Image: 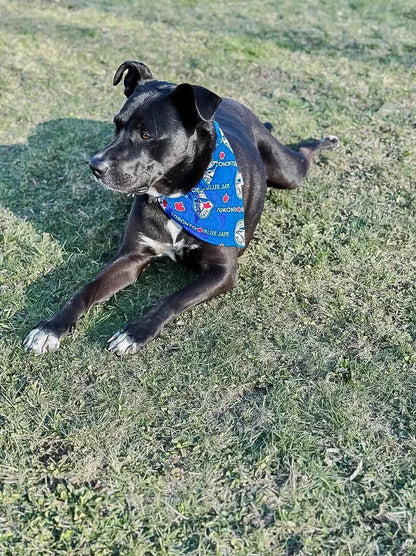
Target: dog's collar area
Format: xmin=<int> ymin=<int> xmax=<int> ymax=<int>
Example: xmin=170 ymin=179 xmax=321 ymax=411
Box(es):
xmin=156 ymin=122 xmax=245 ymax=248
xmin=147 ymin=186 xmax=183 ymax=199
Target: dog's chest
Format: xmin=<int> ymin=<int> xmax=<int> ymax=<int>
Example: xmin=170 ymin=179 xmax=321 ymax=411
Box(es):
xmin=138 ymin=218 xmax=197 ymax=261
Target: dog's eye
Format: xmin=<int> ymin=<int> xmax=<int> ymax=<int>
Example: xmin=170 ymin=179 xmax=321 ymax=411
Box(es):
xmin=141 ymin=132 xmax=151 ymax=140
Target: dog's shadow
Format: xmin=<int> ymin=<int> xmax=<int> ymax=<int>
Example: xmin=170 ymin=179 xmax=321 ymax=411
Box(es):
xmin=1 ymin=118 xmax=192 ymax=347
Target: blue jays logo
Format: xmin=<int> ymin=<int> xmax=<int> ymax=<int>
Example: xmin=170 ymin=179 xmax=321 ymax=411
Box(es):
xmin=234 ymin=219 xmax=245 ymax=247
xmin=193 ymin=188 xmax=214 ymax=219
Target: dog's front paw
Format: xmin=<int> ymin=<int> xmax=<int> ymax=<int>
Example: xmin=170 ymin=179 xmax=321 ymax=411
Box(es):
xmin=320 ymin=135 xmax=340 ymax=150
xmin=23 ymin=326 xmax=61 ymax=355
xmin=107 ymin=331 xmax=141 ymax=355
xmin=107 ymin=322 xmax=157 ymax=355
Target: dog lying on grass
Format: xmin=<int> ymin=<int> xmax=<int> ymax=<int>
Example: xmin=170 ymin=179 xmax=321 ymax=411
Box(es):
xmin=24 ymin=60 xmax=338 ymax=355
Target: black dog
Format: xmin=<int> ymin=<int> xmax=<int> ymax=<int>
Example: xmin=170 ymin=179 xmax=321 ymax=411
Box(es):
xmin=24 ymin=60 xmax=338 ymax=355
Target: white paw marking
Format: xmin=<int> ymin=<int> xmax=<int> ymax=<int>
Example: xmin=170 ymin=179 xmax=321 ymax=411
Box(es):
xmin=107 ymin=331 xmax=139 ymax=355
xmin=23 ymin=327 xmax=60 ymax=356
xmin=323 ymin=135 xmax=340 ymax=148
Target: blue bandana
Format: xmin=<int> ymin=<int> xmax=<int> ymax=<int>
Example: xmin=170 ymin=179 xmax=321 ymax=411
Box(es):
xmin=158 ymin=121 xmax=245 ymax=248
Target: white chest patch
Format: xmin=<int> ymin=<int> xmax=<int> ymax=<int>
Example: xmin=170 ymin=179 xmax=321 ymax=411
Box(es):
xmin=166 ymin=218 xmax=183 ymax=244
xmin=139 ymin=219 xmax=187 ymax=261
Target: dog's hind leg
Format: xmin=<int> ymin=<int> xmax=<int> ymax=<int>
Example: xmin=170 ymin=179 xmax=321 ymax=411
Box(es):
xmin=256 ymin=125 xmax=339 ymax=189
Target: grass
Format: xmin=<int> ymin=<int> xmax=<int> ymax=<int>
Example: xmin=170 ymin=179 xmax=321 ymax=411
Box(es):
xmin=0 ymin=0 xmax=415 ymax=553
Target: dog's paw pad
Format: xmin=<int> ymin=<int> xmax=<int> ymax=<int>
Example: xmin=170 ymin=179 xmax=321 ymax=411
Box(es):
xmin=107 ymin=331 xmax=139 ymax=355
xmin=23 ymin=327 xmax=60 ymax=355
xmin=321 ymin=135 xmax=340 ymax=150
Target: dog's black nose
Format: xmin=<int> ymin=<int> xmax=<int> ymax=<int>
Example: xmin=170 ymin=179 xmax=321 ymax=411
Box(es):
xmin=89 ymin=156 xmax=109 ymax=177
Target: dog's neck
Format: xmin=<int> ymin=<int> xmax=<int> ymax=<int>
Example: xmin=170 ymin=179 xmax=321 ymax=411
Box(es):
xmin=159 ymin=121 xmax=217 ymax=196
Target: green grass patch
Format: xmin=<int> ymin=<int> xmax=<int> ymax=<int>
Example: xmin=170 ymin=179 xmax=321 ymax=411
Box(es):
xmin=1 ymin=0 xmax=415 ymax=554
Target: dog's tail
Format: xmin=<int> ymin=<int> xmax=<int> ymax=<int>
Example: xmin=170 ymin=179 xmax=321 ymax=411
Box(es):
xmin=263 ymin=122 xmax=273 ymax=132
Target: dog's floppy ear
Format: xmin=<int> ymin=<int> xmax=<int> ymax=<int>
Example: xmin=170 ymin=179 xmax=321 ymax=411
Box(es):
xmin=170 ymin=83 xmax=222 ymax=129
xmin=113 ymin=61 xmax=153 ymax=98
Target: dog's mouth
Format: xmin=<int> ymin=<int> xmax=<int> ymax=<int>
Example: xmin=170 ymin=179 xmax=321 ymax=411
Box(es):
xmin=105 ymin=182 xmax=149 ymax=196
xmin=91 ymin=172 xmax=149 ymax=196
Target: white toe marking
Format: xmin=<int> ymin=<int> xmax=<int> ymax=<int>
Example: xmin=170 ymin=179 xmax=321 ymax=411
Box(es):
xmin=107 ymin=331 xmax=138 ymax=355
xmin=23 ymin=327 xmax=41 ymax=346
xmin=107 ymin=331 xmax=121 ymax=343
xmin=324 ymin=135 xmax=340 ymax=146
xmin=24 ymin=328 xmax=60 ymax=355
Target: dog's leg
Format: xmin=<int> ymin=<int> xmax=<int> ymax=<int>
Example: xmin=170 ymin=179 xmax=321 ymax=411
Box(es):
xmin=23 ymin=250 xmax=152 ymax=355
xmin=108 ymin=257 xmax=237 ymax=355
xmin=257 ymin=126 xmax=339 ymax=189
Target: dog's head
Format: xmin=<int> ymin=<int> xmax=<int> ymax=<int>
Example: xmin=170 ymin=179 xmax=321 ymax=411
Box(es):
xmin=89 ymin=61 xmax=222 ymax=196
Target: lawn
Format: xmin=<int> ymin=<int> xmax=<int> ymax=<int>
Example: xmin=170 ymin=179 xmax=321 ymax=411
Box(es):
xmin=0 ymin=0 xmax=415 ymax=554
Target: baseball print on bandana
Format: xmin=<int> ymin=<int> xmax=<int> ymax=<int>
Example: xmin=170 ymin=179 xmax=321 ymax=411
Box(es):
xmin=158 ymin=121 xmax=245 ymax=248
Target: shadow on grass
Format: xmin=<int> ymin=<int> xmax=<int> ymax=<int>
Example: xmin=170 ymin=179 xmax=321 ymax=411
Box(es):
xmin=0 ymin=118 xmax=193 ymax=346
